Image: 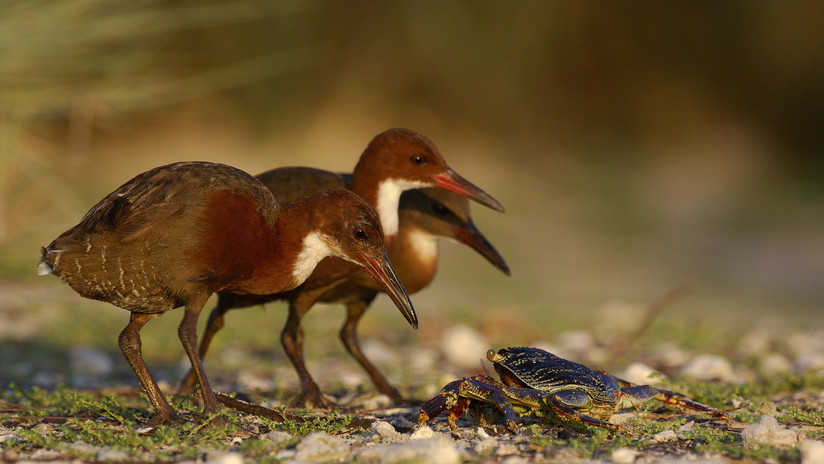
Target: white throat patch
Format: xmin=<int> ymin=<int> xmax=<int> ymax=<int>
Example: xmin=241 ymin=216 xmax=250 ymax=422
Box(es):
xmin=292 ymin=232 xmax=332 ymax=283
xmin=407 ymin=229 xmax=439 ymax=263
xmin=376 ymin=179 xmax=428 ymax=238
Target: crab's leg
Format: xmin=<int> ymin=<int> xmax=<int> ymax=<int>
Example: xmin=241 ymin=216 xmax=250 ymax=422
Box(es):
xmin=419 ymin=378 xmax=468 ymax=428
xmin=419 ymin=375 xmax=508 ymax=429
xmin=609 ymin=374 xmax=728 ymax=419
xmin=651 ymin=387 xmax=729 ymax=419
xmin=475 ymin=382 xmax=521 ymax=432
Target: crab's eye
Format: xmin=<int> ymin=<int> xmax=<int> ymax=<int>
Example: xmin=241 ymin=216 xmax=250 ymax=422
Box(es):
xmin=410 ymin=153 xmax=428 ymax=165
xmin=354 ymin=227 xmax=368 ymax=241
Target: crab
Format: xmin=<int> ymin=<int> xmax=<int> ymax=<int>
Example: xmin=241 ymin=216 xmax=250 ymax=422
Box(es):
xmin=419 ymin=347 xmax=729 ymax=432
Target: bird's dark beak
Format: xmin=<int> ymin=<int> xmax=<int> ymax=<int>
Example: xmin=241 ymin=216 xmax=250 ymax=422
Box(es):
xmin=363 ymin=251 xmax=418 ymax=329
xmin=454 ymin=221 xmax=511 ymax=275
xmin=433 ymin=168 xmax=505 ymax=213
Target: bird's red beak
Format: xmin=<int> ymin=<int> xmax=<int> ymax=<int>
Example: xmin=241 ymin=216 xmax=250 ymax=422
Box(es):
xmin=433 ymin=168 xmax=505 ymax=213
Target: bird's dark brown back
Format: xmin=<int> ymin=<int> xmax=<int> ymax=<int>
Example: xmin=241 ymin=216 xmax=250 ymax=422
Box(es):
xmin=255 ymin=167 xmax=347 ymax=206
xmin=39 ymin=162 xmax=280 ymax=313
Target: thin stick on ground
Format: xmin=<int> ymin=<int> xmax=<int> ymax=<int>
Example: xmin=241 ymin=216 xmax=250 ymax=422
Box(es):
xmin=607 ymin=281 xmax=695 ymax=365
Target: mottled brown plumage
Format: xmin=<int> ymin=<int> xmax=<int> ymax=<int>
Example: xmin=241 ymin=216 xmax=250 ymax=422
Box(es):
xmin=38 ymin=161 xmax=414 ymax=426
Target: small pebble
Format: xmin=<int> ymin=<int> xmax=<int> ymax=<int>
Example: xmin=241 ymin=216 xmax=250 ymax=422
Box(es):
xmin=759 ymin=353 xmax=792 ymax=376
xmin=372 ymin=421 xmax=399 ymax=439
xmin=676 ymin=421 xmax=695 ymax=439
xmin=651 ymin=430 xmax=678 ymax=443
xmin=95 ymin=448 xmax=130 ymax=461
xmin=236 ymin=371 xmax=276 ymax=393
xmin=800 ymin=439 xmax=824 ymax=464
xmin=557 ymin=330 xmax=605 ymax=364
xmin=266 ymin=430 xmax=292 ymax=444
xmin=622 ymin=362 xmax=664 ymax=385
xmin=681 ymin=354 xmax=735 ymax=382
xmin=501 ymin=456 xmax=528 ymax=464
xmin=787 ymin=332 xmax=824 ymax=358
xmin=441 ymin=325 xmax=488 ymax=368
xmin=493 ymin=442 xmax=520 ymax=456
xmin=651 ymin=343 xmax=692 ymax=370
xmin=611 ymin=447 xmax=640 ymax=464
xmin=741 ymin=415 xmax=803 ymax=448
xmin=795 ymin=352 xmax=824 ymax=375
xmin=474 ymin=437 xmax=498 ymax=454
xmin=410 ymin=425 xmax=437 ymax=440
xmin=205 ymin=452 xmax=244 ymax=464
xmin=361 ymin=339 xmax=400 ymax=366
xmin=2 ymin=449 xmax=19 ymax=462
xmin=355 ymin=438 xmax=460 ymax=464
xmin=608 ymin=412 xmax=637 ymax=425
xmin=293 ymin=432 xmax=351 ymax=462
xmin=737 ymin=330 xmax=772 ymax=356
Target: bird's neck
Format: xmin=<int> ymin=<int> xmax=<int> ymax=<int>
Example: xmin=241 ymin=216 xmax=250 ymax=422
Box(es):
xmin=349 ymin=174 xmax=426 ymax=245
xmin=242 ymin=203 xmax=334 ymax=295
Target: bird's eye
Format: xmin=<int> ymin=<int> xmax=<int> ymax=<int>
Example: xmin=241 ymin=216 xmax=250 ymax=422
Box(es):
xmin=432 ymin=203 xmax=447 ymax=215
xmin=354 ymin=227 xmax=367 ymax=241
xmin=410 ymin=153 xmax=427 ymax=165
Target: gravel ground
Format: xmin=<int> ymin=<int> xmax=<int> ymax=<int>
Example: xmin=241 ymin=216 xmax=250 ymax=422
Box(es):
xmin=2 ymin=282 xmax=824 ymax=463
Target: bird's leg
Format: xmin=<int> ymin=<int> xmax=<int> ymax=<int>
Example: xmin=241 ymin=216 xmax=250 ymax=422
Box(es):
xmin=177 ymin=301 xmax=229 ymax=396
xmin=119 ymin=312 xmax=182 ymax=426
xmin=281 ymin=297 xmax=334 ymax=409
xmin=178 ymin=293 xmax=230 ymax=427
xmin=340 ymin=297 xmax=405 ymax=403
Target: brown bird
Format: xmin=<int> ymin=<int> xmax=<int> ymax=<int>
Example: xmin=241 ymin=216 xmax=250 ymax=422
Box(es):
xmin=178 ymin=129 xmax=504 ymax=407
xmin=37 ymin=161 xmax=414 ymax=426
xmin=313 ymin=186 xmax=511 ymax=401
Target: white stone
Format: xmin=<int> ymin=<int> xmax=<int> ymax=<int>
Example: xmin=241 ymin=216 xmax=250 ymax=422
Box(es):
xmin=293 ymin=432 xmax=351 ymax=462
xmin=474 ymin=437 xmax=498 ymax=454
xmin=787 ymin=332 xmax=824 ymax=358
xmin=676 ymin=421 xmax=695 ymax=439
xmin=372 ymin=421 xmax=399 ymax=439
xmin=652 ymin=343 xmax=693 ymax=369
xmin=95 ymin=448 xmax=131 ymax=461
xmin=557 ymin=330 xmax=604 ymax=363
xmin=759 ymin=353 xmax=793 ymax=376
xmin=741 ymin=415 xmax=803 ymax=448
xmin=651 ymin=430 xmax=678 ymax=443
xmin=361 ymin=339 xmax=400 ymax=366
xmin=408 ymin=347 xmax=440 ymax=375
xmin=795 ymin=352 xmax=824 ymax=374
xmin=611 ymin=447 xmax=640 ymax=464
xmin=205 ymin=452 xmax=244 ymax=464
xmin=410 ymin=425 xmax=437 ymax=440
xmin=621 ymin=362 xmax=664 ymax=385
xmin=441 ymin=325 xmax=488 ymax=368
xmin=236 ymin=370 xmax=276 ymax=393
xmin=266 ymin=430 xmax=292 ymax=444
xmin=801 ymin=439 xmax=824 ymax=464
xmin=737 ymin=331 xmax=772 ymax=356
xmin=493 ymin=443 xmax=520 ymax=456
xmin=608 ymin=412 xmax=637 ymax=425
xmin=681 ymin=354 xmax=735 ymax=382
xmin=500 ymin=456 xmax=528 ymax=464
xmin=355 ymin=438 xmax=460 ymax=464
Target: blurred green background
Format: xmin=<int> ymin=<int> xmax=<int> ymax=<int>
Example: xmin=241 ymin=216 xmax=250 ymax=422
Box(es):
xmin=1 ymin=1 xmax=823 ymax=383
